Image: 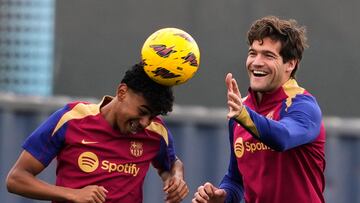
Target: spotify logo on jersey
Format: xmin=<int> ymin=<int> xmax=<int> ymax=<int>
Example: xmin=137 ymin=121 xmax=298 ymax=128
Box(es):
xmin=78 ymin=151 xmax=99 ymax=173
xmin=234 ymin=137 xmax=244 ymax=158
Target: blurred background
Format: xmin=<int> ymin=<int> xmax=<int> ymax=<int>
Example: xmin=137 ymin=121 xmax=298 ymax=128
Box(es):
xmin=1 ymin=0 xmax=359 ymax=202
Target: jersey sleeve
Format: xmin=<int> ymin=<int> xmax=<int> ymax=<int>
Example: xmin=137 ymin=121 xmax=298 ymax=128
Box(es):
xmin=150 ymin=118 xmax=176 ymax=171
xmin=219 ymin=119 xmax=244 ymax=203
xmin=235 ymin=94 xmax=322 ymax=151
xmin=22 ymin=105 xmax=69 ymax=166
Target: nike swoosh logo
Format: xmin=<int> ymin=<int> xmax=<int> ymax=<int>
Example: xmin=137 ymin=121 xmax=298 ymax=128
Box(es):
xmin=81 ymin=139 xmax=98 ymax=144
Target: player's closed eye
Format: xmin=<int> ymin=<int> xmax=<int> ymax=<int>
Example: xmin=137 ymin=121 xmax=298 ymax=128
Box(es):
xmin=138 ymin=108 xmax=151 ymax=117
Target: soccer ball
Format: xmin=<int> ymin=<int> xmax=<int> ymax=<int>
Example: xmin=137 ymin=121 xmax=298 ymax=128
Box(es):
xmin=141 ymin=28 xmax=200 ymax=86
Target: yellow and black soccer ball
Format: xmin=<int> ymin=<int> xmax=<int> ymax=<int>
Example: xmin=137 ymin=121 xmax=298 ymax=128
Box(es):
xmin=141 ymin=28 xmax=200 ymax=86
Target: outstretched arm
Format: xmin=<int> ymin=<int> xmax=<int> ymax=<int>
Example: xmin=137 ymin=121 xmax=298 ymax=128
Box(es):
xmin=6 ymin=150 xmax=108 ymax=203
xmin=226 ymin=73 xmax=323 ymax=151
xmin=158 ymin=158 xmax=189 ymax=203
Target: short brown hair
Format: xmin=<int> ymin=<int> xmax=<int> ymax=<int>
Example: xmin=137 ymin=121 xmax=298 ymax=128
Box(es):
xmin=247 ymin=16 xmax=308 ymax=77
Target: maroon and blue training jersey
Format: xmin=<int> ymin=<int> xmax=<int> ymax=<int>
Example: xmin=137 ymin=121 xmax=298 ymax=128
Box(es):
xmin=220 ymin=79 xmax=326 ymax=203
xmin=22 ymin=96 xmax=177 ymax=203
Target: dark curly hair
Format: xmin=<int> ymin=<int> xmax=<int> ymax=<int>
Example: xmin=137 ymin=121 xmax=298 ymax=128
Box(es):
xmin=121 ymin=63 xmax=174 ymax=116
xmin=247 ymin=16 xmax=308 ymax=78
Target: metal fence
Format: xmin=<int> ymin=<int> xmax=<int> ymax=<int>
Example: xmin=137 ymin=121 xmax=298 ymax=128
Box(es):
xmin=0 ymin=93 xmax=359 ymax=203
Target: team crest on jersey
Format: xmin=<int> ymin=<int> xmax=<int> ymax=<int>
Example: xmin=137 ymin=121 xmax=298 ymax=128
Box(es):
xmin=130 ymin=141 xmax=143 ymax=157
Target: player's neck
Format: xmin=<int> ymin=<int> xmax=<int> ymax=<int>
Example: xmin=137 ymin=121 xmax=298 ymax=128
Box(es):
xmin=255 ymin=92 xmax=263 ymax=105
xmin=100 ymin=99 xmax=116 ymax=127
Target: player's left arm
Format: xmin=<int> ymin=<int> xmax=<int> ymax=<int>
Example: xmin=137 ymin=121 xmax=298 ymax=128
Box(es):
xmin=151 ymin=122 xmax=189 ymax=203
xmin=236 ymin=94 xmax=322 ymax=151
xmin=158 ymin=157 xmax=189 ymax=203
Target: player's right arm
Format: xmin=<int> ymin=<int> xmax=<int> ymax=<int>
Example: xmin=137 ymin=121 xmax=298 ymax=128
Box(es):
xmin=6 ymin=150 xmax=107 ymax=203
xmin=7 ymin=104 xmax=107 ymax=202
xmin=192 ymin=119 xmax=244 ymax=203
xmin=192 ymin=182 xmax=227 ymax=203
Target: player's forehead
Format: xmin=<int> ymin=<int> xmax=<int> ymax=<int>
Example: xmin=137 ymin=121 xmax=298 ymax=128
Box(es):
xmin=127 ymin=89 xmax=154 ymax=114
xmin=249 ymin=38 xmax=282 ymax=54
xmin=127 ymin=89 xmax=146 ymax=104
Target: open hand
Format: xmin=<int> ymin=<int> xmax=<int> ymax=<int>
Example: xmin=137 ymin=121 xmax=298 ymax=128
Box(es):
xmin=225 ymin=73 xmax=243 ymax=119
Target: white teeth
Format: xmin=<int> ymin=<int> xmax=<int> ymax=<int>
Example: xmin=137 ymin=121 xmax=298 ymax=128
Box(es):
xmin=130 ymin=121 xmax=138 ymax=134
xmin=253 ymin=70 xmax=267 ymax=75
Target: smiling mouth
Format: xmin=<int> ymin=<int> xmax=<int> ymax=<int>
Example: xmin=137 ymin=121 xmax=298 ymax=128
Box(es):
xmin=252 ymin=70 xmax=268 ymax=77
xmin=129 ymin=120 xmax=141 ymax=134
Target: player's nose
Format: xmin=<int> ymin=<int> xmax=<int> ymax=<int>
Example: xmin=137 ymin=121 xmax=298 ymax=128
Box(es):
xmin=252 ymin=54 xmax=265 ymax=66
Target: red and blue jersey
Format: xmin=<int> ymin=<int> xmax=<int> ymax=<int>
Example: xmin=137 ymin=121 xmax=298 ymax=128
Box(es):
xmin=22 ymin=96 xmax=177 ymax=203
xmin=220 ymin=79 xmax=326 ymax=203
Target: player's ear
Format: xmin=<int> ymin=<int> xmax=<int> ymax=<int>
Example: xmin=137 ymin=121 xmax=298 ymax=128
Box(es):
xmin=286 ymin=59 xmax=297 ymax=73
xmin=117 ymin=83 xmax=128 ymax=101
